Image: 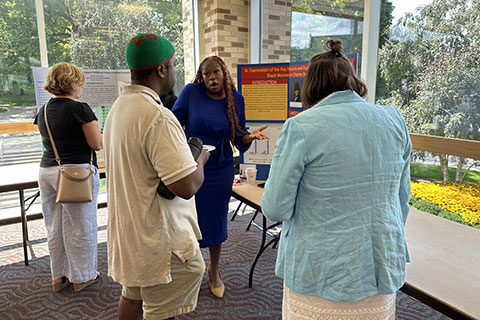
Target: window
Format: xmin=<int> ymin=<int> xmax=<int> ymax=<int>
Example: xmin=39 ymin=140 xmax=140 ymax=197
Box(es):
xmin=378 ymin=0 xmax=480 ymax=227
xmin=44 ymin=0 xmax=184 ymax=94
xmin=0 ymin=0 xmax=185 ymax=107
xmin=290 ymin=0 xmax=364 ymax=74
xmin=378 ymin=0 xmax=480 ymax=147
xmin=0 ymin=0 xmax=40 ymax=110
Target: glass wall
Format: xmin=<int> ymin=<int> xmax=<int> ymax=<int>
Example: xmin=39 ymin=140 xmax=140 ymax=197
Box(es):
xmin=0 ymin=0 xmax=41 ymax=173
xmin=290 ymin=0 xmax=364 ymax=74
xmin=0 ymin=0 xmax=40 ymax=111
xmin=0 ymin=0 xmax=184 ymax=112
xmin=45 ymin=0 xmax=185 ymax=94
xmin=377 ymin=0 xmax=480 ymax=162
xmin=378 ymin=0 xmax=480 ymax=145
xmin=376 ymin=0 xmax=480 ymax=227
xmin=287 ymin=0 xmax=479 ymax=228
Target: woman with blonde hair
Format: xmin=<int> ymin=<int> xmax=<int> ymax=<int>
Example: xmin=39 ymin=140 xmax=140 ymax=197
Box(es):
xmin=35 ymin=62 xmax=103 ymax=292
xmin=262 ymin=40 xmax=411 ymax=319
xmin=172 ymin=56 xmax=268 ymax=298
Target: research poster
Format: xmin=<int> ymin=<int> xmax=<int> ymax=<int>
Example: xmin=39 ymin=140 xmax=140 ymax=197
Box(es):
xmin=32 ymin=67 xmax=130 ymax=133
xmin=237 ymin=56 xmax=357 ymax=178
xmin=237 ymin=62 xmax=308 ymax=171
xmin=238 ymin=62 xmax=309 ymax=122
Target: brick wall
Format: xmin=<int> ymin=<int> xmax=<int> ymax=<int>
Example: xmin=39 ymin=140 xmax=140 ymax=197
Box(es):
xmin=182 ymin=0 xmax=249 ymax=83
xmin=182 ymin=0 xmax=293 ymax=82
xmin=262 ymin=0 xmax=292 ymax=63
xmin=200 ymin=0 xmax=249 ymax=81
xmin=182 ymin=1 xmax=195 ymax=83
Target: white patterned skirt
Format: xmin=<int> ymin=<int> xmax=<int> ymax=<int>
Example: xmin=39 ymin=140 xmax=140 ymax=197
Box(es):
xmin=283 ymin=284 xmax=396 ymax=320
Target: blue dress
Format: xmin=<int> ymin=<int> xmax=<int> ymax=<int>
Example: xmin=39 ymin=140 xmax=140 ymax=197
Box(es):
xmin=172 ymin=83 xmax=251 ymax=247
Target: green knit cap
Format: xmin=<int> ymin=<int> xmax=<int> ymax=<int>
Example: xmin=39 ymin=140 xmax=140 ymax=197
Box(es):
xmin=125 ymin=33 xmax=174 ymax=70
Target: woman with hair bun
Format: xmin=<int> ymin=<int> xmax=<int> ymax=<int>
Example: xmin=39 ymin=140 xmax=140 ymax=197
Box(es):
xmin=172 ymin=56 xmax=268 ymax=298
xmin=35 ymin=62 xmax=102 ymax=293
xmin=261 ymin=40 xmax=411 ymax=319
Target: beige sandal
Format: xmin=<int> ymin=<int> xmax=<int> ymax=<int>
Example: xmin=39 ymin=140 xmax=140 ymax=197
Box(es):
xmin=52 ymin=276 xmax=71 ymax=293
xmin=73 ymin=272 xmax=100 ymax=292
xmin=207 ymin=265 xmax=225 ymax=298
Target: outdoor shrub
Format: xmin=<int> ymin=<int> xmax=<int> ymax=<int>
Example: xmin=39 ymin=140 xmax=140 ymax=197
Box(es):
xmin=410 ymin=181 xmax=480 ymax=226
xmin=409 ymin=196 xmax=442 ymax=216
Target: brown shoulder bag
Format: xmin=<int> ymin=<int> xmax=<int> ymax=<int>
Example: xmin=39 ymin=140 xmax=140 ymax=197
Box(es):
xmin=44 ymin=103 xmax=94 ymax=203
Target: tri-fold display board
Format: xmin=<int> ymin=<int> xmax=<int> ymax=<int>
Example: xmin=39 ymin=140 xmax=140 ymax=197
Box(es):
xmin=237 ymin=61 xmax=308 ymax=180
xmin=237 ymin=53 xmax=357 ymax=180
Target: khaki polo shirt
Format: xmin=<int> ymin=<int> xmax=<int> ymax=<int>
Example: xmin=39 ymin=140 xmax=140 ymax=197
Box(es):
xmin=103 ymin=85 xmax=202 ymax=287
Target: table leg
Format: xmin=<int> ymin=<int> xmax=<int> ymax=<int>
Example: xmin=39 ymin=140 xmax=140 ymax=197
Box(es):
xmin=248 ymin=216 xmax=282 ymax=287
xmin=246 ymin=210 xmax=259 ymax=231
xmin=230 ymin=201 xmax=243 ymax=221
xmin=19 ymin=189 xmax=29 ymax=266
xmin=249 ymin=215 xmax=269 ymax=287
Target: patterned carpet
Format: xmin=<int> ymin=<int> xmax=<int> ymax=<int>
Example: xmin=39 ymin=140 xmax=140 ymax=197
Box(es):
xmin=0 ymin=202 xmax=451 ymax=320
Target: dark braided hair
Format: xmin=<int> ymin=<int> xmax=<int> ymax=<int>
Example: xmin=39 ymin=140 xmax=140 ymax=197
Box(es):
xmin=193 ymin=56 xmax=244 ymax=144
xmin=302 ymin=39 xmax=368 ymax=108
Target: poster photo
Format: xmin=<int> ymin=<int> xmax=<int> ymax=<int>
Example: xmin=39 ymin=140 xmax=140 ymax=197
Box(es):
xmin=289 ymin=78 xmax=304 ymax=110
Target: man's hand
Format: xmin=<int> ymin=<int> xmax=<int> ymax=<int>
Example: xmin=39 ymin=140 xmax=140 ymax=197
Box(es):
xmin=197 ymin=149 xmax=210 ymax=165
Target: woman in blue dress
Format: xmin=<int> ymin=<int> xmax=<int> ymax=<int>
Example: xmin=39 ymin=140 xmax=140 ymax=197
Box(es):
xmin=172 ymin=56 xmax=268 ymax=298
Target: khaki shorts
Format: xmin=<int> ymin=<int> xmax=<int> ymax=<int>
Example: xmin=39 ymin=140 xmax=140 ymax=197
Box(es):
xmin=122 ymin=249 xmax=205 ymax=320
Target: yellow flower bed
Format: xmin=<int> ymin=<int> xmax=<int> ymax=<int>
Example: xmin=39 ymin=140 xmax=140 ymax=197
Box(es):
xmin=411 ymin=181 xmax=480 ymax=225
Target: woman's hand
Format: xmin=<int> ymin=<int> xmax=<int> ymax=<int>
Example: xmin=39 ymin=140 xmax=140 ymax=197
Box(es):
xmin=242 ymin=125 xmax=269 ymax=144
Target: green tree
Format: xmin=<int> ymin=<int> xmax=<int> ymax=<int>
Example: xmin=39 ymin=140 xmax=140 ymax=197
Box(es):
xmin=44 ymin=0 xmax=73 ymax=64
xmin=374 ymin=0 xmax=393 ymax=100
xmin=378 ymin=0 xmax=480 ymax=182
xmin=0 ymin=0 xmax=41 ymax=97
xmin=61 ymin=0 xmax=184 ymax=93
xmin=0 ymin=0 xmax=184 ymax=103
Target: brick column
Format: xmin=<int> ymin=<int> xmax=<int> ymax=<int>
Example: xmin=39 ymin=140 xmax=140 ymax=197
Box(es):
xmin=183 ymin=0 xmax=249 ymax=83
xmin=182 ymin=1 xmax=196 ymax=84
xmin=182 ymin=0 xmax=293 ymax=82
xmin=262 ymin=0 xmax=292 ymax=63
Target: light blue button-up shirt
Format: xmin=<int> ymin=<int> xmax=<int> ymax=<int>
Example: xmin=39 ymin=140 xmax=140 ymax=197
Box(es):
xmin=261 ymin=90 xmax=411 ymax=302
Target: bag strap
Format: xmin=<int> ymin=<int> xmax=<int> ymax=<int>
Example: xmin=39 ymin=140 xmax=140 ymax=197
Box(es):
xmin=44 ymin=101 xmax=93 ymax=167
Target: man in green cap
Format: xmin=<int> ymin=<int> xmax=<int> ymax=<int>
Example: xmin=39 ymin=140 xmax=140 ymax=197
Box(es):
xmin=103 ymin=33 xmax=210 ymax=320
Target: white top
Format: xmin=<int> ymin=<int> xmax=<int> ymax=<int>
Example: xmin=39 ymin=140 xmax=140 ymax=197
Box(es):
xmin=103 ymin=85 xmax=202 ymax=287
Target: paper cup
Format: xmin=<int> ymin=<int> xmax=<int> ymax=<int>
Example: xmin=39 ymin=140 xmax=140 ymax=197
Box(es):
xmin=246 ymin=168 xmax=257 ymax=184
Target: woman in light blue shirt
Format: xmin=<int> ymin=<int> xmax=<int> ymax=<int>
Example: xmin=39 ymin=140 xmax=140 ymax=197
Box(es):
xmin=261 ymin=40 xmax=411 ymax=319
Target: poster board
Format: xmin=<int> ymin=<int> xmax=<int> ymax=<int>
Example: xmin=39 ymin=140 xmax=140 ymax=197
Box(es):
xmin=237 ymin=54 xmax=357 ymax=180
xmin=237 ymin=62 xmax=309 ymax=180
xmin=32 ymin=67 xmax=130 ymax=133
xmin=32 ymin=67 xmax=131 ymax=167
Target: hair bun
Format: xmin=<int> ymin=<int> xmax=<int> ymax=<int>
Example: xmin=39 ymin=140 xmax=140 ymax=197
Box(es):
xmin=326 ymin=39 xmax=343 ymax=55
